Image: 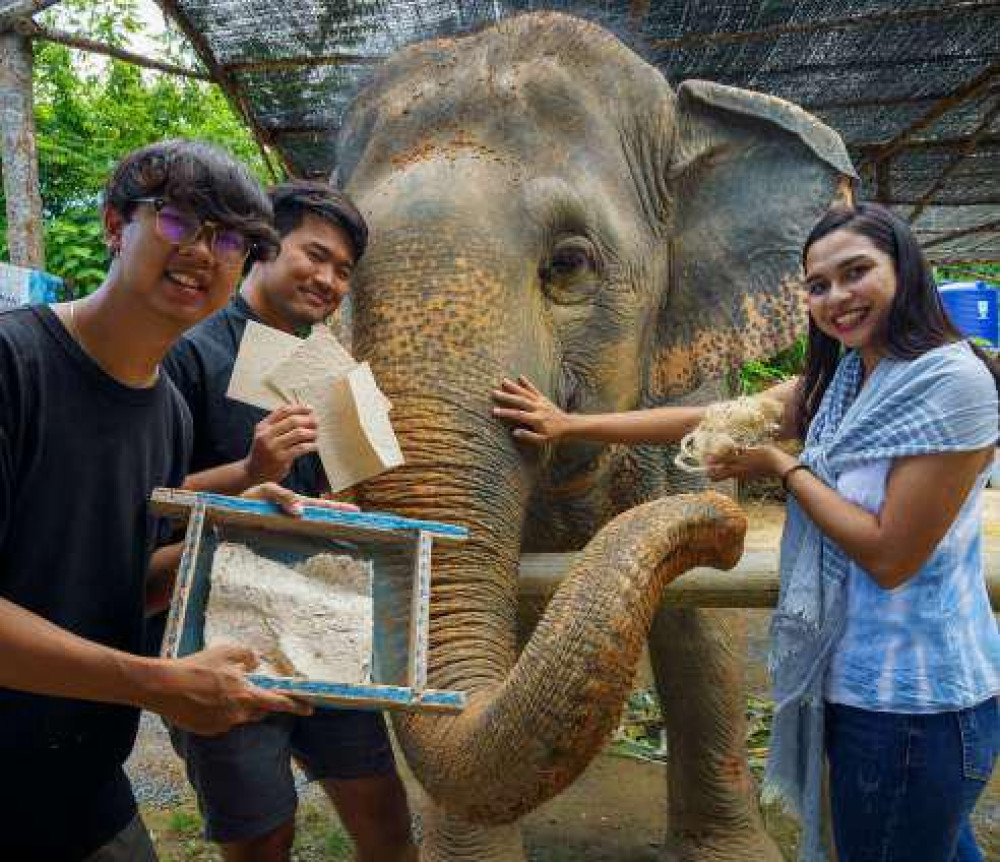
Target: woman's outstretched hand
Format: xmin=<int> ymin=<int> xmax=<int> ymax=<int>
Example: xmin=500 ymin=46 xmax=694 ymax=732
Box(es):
xmin=705 ymin=444 xmax=796 ymax=482
xmin=491 ymin=376 xmax=570 ymax=444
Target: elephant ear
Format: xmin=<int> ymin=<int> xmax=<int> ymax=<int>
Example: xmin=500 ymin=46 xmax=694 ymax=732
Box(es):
xmin=646 ymin=80 xmax=857 ymax=403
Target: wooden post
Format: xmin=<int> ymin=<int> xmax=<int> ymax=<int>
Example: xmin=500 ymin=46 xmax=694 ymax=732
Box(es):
xmin=0 ymin=30 xmax=44 ymax=268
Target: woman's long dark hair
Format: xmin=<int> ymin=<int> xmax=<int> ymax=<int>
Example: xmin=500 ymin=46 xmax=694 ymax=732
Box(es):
xmin=795 ymin=202 xmax=1000 ymax=438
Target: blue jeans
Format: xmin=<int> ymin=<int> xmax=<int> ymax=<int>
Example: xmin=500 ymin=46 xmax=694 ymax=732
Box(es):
xmin=825 ymin=697 xmax=999 ymax=862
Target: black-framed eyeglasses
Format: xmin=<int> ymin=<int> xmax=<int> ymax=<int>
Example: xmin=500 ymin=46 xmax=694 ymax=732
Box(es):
xmin=131 ymin=197 xmax=254 ymax=266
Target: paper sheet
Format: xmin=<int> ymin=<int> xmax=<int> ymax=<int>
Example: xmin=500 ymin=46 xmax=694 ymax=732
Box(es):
xmin=295 ymin=363 xmax=403 ymax=494
xmin=266 ymin=328 xmax=391 ymax=412
xmin=226 ymin=320 xmax=299 ymax=410
xmin=351 ymin=363 xmax=401 ymax=460
xmin=265 ymin=328 xmax=357 ymax=403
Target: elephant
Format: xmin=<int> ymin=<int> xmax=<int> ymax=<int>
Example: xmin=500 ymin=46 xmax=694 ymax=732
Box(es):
xmin=336 ymin=11 xmax=856 ymax=862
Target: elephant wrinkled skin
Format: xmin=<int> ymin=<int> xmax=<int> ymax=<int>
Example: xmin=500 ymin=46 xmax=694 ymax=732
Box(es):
xmin=338 ymin=12 xmax=856 ymax=861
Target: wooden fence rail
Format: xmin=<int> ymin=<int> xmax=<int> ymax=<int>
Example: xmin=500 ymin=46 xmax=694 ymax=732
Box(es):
xmin=519 ymin=550 xmax=1000 ymax=611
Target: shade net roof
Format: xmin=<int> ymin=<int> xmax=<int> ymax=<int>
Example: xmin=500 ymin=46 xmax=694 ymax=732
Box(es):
xmin=157 ymin=0 xmax=1000 ymax=263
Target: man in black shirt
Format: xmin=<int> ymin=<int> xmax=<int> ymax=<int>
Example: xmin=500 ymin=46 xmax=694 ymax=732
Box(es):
xmin=164 ymin=181 xmax=416 ymax=862
xmin=0 ymin=140 xmax=315 ymax=860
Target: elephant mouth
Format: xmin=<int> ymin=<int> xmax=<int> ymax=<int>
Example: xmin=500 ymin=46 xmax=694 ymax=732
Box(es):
xmin=536 ymin=444 xmax=614 ymax=499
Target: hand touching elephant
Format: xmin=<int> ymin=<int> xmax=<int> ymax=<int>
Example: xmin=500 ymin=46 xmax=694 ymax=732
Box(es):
xmin=338 ymin=11 xmax=855 ymax=862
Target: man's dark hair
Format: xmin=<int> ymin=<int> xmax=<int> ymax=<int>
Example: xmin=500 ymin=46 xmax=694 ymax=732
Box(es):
xmin=103 ymin=139 xmax=280 ymax=264
xmin=269 ymin=180 xmax=368 ymax=261
xmin=795 ymin=202 xmax=1000 ymax=437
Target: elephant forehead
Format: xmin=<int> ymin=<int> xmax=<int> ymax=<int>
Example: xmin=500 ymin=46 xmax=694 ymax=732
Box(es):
xmin=340 ymin=14 xmax=669 ymax=186
xmin=361 ymin=65 xmax=626 ymax=175
xmin=352 ymin=219 xmax=535 ymax=331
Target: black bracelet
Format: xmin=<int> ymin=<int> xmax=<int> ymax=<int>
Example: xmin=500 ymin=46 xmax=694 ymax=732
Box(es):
xmin=781 ymin=463 xmax=811 ymax=493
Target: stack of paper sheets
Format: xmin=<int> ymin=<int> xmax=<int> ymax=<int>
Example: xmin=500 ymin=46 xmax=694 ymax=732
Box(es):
xmin=227 ymin=321 xmax=403 ymax=492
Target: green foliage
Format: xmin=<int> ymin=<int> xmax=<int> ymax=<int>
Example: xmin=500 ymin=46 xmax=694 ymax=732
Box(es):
xmin=611 ymin=687 xmax=775 ymax=778
xmin=0 ymin=207 xmax=107 ymax=295
xmin=322 ymin=826 xmax=354 ymax=860
xmin=745 ymin=695 xmax=775 ymax=777
xmin=609 ymin=689 xmax=665 ymax=762
xmin=43 ymin=208 xmax=108 ymax=296
xmin=166 ymin=809 xmax=202 ymax=836
xmin=737 ymin=338 xmax=807 ymax=395
xmin=0 ymin=0 xmax=276 ymax=291
xmin=935 ymin=264 xmax=1000 ymax=285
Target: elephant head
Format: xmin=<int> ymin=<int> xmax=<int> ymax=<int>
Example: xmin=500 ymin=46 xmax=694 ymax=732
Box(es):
xmin=337 ymin=11 xmax=855 ymax=859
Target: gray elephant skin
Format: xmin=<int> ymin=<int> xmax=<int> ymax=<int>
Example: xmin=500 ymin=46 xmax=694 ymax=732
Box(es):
xmin=336 ymin=11 xmax=855 ymax=862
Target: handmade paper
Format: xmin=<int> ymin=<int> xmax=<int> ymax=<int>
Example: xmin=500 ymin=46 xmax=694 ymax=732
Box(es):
xmin=226 ymin=320 xmax=299 ymax=410
xmin=295 ymin=363 xmax=403 ymax=493
xmin=267 ymin=328 xmax=391 ymax=412
xmin=265 ymin=328 xmax=357 ymax=403
xmin=205 ymin=542 xmax=373 ymax=683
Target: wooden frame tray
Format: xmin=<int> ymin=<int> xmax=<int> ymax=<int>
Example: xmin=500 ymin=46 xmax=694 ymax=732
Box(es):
xmin=151 ymin=488 xmax=467 ymax=714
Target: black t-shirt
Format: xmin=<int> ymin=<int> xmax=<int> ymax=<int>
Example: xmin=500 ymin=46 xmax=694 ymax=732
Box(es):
xmin=0 ymin=305 xmax=191 ymax=858
xmin=162 ymin=293 xmax=325 ymax=495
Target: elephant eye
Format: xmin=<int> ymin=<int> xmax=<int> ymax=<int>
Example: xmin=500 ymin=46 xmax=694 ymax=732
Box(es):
xmin=541 ymin=237 xmax=599 ymax=303
xmin=550 ymin=243 xmax=594 ymax=275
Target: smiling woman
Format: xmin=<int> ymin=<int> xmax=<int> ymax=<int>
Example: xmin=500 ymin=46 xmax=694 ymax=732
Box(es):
xmin=709 ymin=204 xmax=1000 ymax=862
xmin=795 ymin=204 xmax=1000 ymax=439
xmin=803 ymin=242 xmax=896 ymax=345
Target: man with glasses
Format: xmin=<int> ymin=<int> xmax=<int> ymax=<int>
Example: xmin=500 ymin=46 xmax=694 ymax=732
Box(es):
xmin=162 ymin=180 xmax=417 ymax=862
xmin=0 ymin=140 xmax=324 ymax=860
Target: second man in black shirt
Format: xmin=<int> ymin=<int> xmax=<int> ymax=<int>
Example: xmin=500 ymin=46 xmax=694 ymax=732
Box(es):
xmin=163 ymin=181 xmax=417 ymax=862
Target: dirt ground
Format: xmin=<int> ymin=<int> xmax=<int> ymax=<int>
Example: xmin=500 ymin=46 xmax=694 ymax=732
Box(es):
xmin=133 ymin=497 xmax=1000 ymax=861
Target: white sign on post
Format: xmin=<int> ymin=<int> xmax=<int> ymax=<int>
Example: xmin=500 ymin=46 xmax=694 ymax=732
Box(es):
xmin=0 ymin=262 xmax=64 ymax=311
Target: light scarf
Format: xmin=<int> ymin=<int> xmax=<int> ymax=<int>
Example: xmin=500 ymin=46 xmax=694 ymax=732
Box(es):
xmin=762 ymin=342 xmax=998 ymax=861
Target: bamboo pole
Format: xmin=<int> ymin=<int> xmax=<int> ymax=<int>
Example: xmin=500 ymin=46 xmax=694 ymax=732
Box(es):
xmin=220 ymin=53 xmax=383 ymax=74
xmin=922 ymin=218 xmax=1000 ymax=251
xmin=908 ymin=97 xmax=1000 ymax=224
xmin=862 ymin=59 xmax=1000 ymax=168
xmin=154 ymin=0 xmax=285 ymax=180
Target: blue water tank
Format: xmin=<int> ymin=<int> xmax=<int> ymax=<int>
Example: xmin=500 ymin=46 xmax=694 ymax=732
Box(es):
xmin=939 ymin=281 xmax=999 ymax=348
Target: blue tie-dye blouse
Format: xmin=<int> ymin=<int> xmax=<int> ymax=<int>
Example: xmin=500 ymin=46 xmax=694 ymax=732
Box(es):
xmin=826 ymin=458 xmax=1000 ymax=712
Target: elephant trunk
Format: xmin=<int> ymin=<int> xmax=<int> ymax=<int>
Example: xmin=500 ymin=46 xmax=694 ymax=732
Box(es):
xmin=364 ymin=444 xmax=745 ymax=823
xmin=420 ymin=492 xmax=745 ymax=823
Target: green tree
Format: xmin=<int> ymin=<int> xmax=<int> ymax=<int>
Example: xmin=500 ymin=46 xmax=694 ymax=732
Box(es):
xmin=935 ymin=263 xmax=1000 ymax=285
xmin=0 ymin=0 xmax=276 ymax=294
